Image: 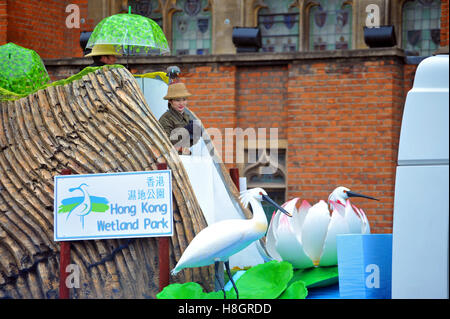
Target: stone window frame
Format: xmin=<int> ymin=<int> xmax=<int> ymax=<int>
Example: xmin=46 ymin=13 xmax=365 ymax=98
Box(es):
xmin=239 ymin=139 xmax=288 ymax=220
xmin=252 ymin=0 xmax=355 ymax=52
xmin=398 ymin=0 xmax=441 ymax=57
xmin=128 ymin=0 xmax=213 ymax=55
xmin=238 ymin=138 xmax=288 ymax=200
xmin=256 ymin=0 xmax=301 ymax=53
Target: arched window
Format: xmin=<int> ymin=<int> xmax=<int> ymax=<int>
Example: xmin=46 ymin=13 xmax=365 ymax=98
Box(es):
xmin=243 ymin=146 xmax=287 ymax=221
xmin=402 ymin=0 xmax=441 ymax=56
xmin=129 ymin=0 xmax=163 ymax=29
xmin=257 ymin=0 xmax=300 ymax=53
xmin=309 ymin=0 xmax=352 ymax=51
xmin=172 ymin=0 xmax=211 ymax=55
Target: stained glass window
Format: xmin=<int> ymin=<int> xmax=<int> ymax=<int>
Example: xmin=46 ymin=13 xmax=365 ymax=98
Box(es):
xmin=172 ymin=0 xmax=211 ymax=55
xmin=402 ymin=0 xmax=441 ymax=56
xmin=129 ymin=0 xmax=163 ymax=29
xmin=309 ymin=0 xmax=352 ymax=51
xmin=257 ymin=0 xmax=299 ymax=53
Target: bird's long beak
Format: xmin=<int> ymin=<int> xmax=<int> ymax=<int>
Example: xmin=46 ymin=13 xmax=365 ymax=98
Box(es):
xmin=347 ymin=191 xmax=379 ymax=201
xmin=262 ymin=194 xmax=292 ymax=217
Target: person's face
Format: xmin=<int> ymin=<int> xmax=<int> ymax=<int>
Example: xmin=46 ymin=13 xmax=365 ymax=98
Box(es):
xmin=171 ymin=97 xmax=187 ymax=113
xmin=100 ymin=55 xmax=117 ymax=64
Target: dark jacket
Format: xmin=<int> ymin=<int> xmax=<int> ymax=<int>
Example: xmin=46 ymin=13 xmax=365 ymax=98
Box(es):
xmin=159 ymin=106 xmax=192 ymax=147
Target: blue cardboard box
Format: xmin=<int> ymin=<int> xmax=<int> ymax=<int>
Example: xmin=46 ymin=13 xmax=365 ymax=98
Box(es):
xmin=336 ymin=234 xmax=392 ymax=299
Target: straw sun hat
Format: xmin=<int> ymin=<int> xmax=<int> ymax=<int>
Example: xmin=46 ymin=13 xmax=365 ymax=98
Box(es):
xmin=163 ymin=82 xmax=192 ymax=100
xmin=85 ymin=44 xmax=122 ymax=57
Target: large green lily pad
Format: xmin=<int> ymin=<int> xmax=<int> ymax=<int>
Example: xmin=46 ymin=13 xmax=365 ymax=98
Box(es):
xmin=157 ymin=261 xmax=309 ymax=299
xmin=290 ymin=266 xmax=339 ymax=288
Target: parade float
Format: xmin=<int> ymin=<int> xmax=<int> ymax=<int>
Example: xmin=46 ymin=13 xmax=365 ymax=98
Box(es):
xmin=0 ymin=62 xmax=382 ymax=299
xmin=0 ymin=37 xmax=447 ymax=299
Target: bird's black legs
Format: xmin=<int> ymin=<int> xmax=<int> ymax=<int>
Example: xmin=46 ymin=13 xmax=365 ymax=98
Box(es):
xmin=214 ymin=261 xmax=226 ymax=299
xmin=224 ymin=261 xmax=239 ymax=299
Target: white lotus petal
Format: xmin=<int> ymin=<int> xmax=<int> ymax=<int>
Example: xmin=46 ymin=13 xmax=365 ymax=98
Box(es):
xmin=291 ymin=200 xmax=311 ymax=235
xmin=331 ymin=200 xmax=345 ymax=217
xmin=354 ymin=205 xmax=371 ymax=234
xmin=265 ymin=198 xmax=295 ymax=260
xmin=344 ymin=199 xmax=363 ymax=233
xmin=319 ymin=209 xmax=349 ymax=266
xmin=265 ymin=207 xmax=283 ymax=260
xmin=255 ymin=238 xmax=275 ymax=262
xmin=301 ymin=200 xmax=331 ymax=266
xmin=275 ymin=213 xmax=314 ymax=269
xmin=282 ymin=198 xmax=300 ymax=217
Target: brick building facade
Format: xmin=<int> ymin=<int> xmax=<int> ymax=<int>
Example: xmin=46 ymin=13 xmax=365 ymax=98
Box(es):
xmin=1 ymin=0 xmax=449 ymax=233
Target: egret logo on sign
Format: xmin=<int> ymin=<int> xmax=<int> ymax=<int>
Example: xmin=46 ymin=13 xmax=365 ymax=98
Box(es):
xmin=58 ymin=183 xmax=109 ymax=229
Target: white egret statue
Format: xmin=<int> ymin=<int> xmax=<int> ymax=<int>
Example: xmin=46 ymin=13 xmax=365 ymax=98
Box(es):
xmin=66 ymin=183 xmax=92 ymax=228
xmin=266 ymin=186 xmax=378 ymax=268
xmin=171 ymin=187 xmax=292 ymax=299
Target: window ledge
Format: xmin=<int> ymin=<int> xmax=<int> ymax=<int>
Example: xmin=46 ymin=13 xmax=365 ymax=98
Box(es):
xmin=44 ymin=47 xmax=407 ymax=67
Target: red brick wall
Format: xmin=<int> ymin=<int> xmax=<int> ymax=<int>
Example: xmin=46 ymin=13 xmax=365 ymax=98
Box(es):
xmin=4 ymin=0 xmax=93 ymax=59
xmin=236 ymin=65 xmax=288 ymax=140
xmin=442 ymin=0 xmax=449 ymax=47
xmin=182 ymin=64 xmax=237 ymax=163
xmin=183 ymin=64 xmax=289 ymax=167
xmin=0 ymin=0 xmax=7 ymax=45
xmin=136 ymin=53 xmax=413 ymax=234
xmin=285 ymin=57 xmax=408 ymax=233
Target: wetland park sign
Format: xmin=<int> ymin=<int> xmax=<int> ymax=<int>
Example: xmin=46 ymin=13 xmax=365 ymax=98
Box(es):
xmin=54 ymin=170 xmax=173 ymax=241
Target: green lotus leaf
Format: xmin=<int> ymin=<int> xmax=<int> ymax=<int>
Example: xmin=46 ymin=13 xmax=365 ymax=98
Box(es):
xmin=290 ymin=266 xmax=339 ymax=288
xmin=226 ymin=260 xmax=293 ymax=299
xmin=157 ymin=261 xmax=297 ymax=299
xmin=156 ymin=282 xmax=206 ymax=299
xmin=278 ymin=280 xmax=308 ymax=299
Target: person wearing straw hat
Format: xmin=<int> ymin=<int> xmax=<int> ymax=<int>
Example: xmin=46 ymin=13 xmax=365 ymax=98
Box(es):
xmin=159 ymin=82 xmax=201 ymax=154
xmin=85 ymin=44 xmax=122 ymax=67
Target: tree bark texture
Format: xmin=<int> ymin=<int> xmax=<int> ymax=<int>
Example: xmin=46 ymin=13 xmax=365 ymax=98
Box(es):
xmin=0 ymin=67 xmax=245 ymax=298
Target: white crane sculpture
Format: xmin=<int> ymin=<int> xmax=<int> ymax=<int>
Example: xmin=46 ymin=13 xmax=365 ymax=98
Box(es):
xmin=66 ymin=183 xmax=92 ymax=229
xmin=328 ymin=186 xmax=378 ymax=210
xmin=171 ymin=187 xmax=292 ymax=299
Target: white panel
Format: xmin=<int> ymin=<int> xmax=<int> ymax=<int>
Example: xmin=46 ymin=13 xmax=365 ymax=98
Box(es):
xmin=180 ymin=148 xmax=265 ymax=268
xmin=136 ymin=78 xmax=169 ymax=120
xmin=398 ymin=55 xmax=449 ymax=165
xmin=392 ymin=165 xmax=449 ymax=299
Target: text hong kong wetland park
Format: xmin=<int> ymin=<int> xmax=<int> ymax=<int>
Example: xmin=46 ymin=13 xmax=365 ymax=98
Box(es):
xmin=97 ymin=175 xmax=170 ymax=233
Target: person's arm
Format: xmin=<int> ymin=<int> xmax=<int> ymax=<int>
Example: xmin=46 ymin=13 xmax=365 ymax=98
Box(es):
xmin=159 ymin=116 xmax=175 ymax=140
xmin=159 ymin=117 xmax=186 ymax=153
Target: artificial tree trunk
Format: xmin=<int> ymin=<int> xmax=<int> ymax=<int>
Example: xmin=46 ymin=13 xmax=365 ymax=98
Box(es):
xmin=0 ymin=66 xmax=223 ymax=298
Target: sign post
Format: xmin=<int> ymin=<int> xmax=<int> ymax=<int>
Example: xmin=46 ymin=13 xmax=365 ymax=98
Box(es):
xmin=54 ymin=168 xmax=173 ymax=296
xmin=59 ymin=168 xmax=72 ymax=299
